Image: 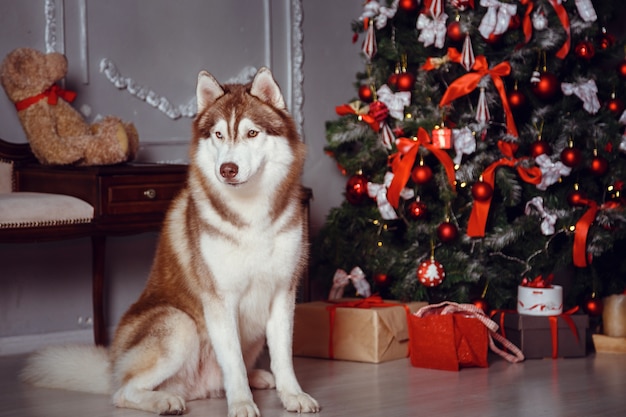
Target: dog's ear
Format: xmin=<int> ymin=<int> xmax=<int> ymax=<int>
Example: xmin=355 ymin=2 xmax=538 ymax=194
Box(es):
xmin=250 ymin=67 xmax=286 ymax=110
xmin=197 ymin=71 xmax=225 ymax=113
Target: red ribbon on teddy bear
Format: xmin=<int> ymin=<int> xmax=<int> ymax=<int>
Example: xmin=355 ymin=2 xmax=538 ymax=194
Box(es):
xmin=15 ymin=84 xmax=77 ymax=111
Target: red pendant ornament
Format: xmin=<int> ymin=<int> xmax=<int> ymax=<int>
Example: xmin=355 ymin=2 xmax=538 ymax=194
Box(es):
xmin=407 ymin=200 xmax=429 ymax=220
xmin=531 ymin=72 xmax=560 ymax=101
xmin=396 ymin=72 xmax=415 ymax=92
xmin=560 ymin=146 xmax=582 ymax=168
xmin=411 ymin=164 xmax=433 ymax=185
xmin=508 ymin=89 xmax=527 ymax=111
xmin=484 ymin=32 xmax=502 ymax=45
xmin=437 ymin=221 xmax=459 ymax=243
xmin=617 ymin=59 xmax=626 ymax=80
xmin=606 ymin=97 xmax=625 ymax=116
xmin=574 ymin=40 xmax=595 ymax=60
xmin=567 ymin=184 xmax=586 ymax=207
xmin=345 ymin=173 xmax=370 ymax=205
xmin=599 ymin=28 xmax=615 ymax=50
xmin=471 ymin=180 xmax=494 ymax=202
xmin=358 ymin=84 xmax=374 ymax=103
xmin=373 ymin=272 xmax=391 ymax=289
xmin=417 ymin=258 xmax=446 ymax=287
xmin=530 ymin=140 xmax=552 ymax=157
xmin=583 ymin=296 xmax=604 ymax=317
xmin=398 ymin=0 xmax=419 ymax=13
xmin=472 ymin=297 xmax=489 ymax=314
xmin=447 ymin=21 xmax=465 ymax=43
xmin=589 ymin=155 xmax=609 ymax=176
xmin=368 ymin=100 xmax=389 ymax=124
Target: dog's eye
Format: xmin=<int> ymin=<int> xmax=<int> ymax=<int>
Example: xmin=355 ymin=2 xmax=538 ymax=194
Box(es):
xmin=247 ymin=129 xmax=258 ymax=138
xmin=214 ymin=131 xmax=224 ymax=139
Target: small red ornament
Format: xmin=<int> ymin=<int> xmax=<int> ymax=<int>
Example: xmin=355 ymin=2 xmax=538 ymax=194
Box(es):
xmin=411 ymin=164 xmax=433 ymax=185
xmin=368 ymin=100 xmax=389 ymax=123
xmin=508 ymin=89 xmax=527 ymax=111
xmin=471 ymin=181 xmax=493 ymax=202
xmin=617 ymin=59 xmax=626 ymax=79
xmin=583 ymin=297 xmax=604 ymax=316
xmin=531 ymin=72 xmax=560 ymax=101
xmin=599 ymin=29 xmax=615 ymax=50
xmin=606 ymin=97 xmax=625 ymax=116
xmin=574 ymin=40 xmax=595 ymax=60
xmin=437 ymin=222 xmax=459 ymax=243
xmin=447 ymin=21 xmax=465 ymax=43
xmin=530 ymin=140 xmax=552 ymax=157
xmin=398 ymin=0 xmax=419 ymax=13
xmin=567 ymin=187 xmax=586 ymax=207
xmin=484 ymin=32 xmax=502 ymax=45
xmin=407 ymin=200 xmax=429 ymax=220
xmin=358 ymin=84 xmax=374 ymax=103
xmin=560 ymin=147 xmax=582 ymax=168
xmin=417 ymin=258 xmax=446 ymax=287
xmin=388 ymin=72 xmax=398 ymax=89
xmin=345 ymin=174 xmax=369 ymax=205
xmin=396 ymin=72 xmax=415 ymax=92
xmin=373 ymin=272 xmax=391 ymax=289
xmin=589 ymin=155 xmax=609 ymax=176
xmin=472 ymin=297 xmax=489 ymax=314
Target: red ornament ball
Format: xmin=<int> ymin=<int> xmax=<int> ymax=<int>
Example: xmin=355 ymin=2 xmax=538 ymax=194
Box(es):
xmin=599 ymin=32 xmax=615 ymax=50
xmin=407 ymin=200 xmax=428 ymax=220
xmin=484 ymin=32 xmax=502 ymax=45
xmin=508 ymin=90 xmax=527 ymax=111
xmin=590 ymin=155 xmax=609 ymax=176
xmin=417 ymin=258 xmax=446 ymax=287
xmin=472 ymin=297 xmax=489 ymax=314
xmin=398 ymin=0 xmax=419 ymax=13
xmin=368 ymin=100 xmax=389 ymax=123
xmin=530 ymin=140 xmax=552 ymax=157
xmin=396 ymin=72 xmax=415 ymax=92
xmin=617 ymin=60 xmax=626 ymax=79
xmin=411 ymin=164 xmax=433 ymax=185
xmin=567 ymin=189 xmax=586 ymax=207
xmin=560 ymin=147 xmax=583 ymax=168
xmin=387 ymin=73 xmax=398 ymax=89
xmin=358 ymin=84 xmax=374 ymax=103
xmin=471 ymin=181 xmax=494 ymax=202
xmin=508 ymin=14 xmax=521 ymax=30
xmin=606 ymin=97 xmax=625 ymax=116
xmin=373 ymin=272 xmax=391 ymax=289
xmin=531 ymin=72 xmax=560 ymax=101
xmin=583 ymin=297 xmax=604 ymax=316
xmin=574 ymin=40 xmax=595 ymax=60
xmin=437 ymin=222 xmax=459 ymax=243
xmin=447 ymin=21 xmax=465 ymax=43
xmin=345 ymin=174 xmax=369 ymax=205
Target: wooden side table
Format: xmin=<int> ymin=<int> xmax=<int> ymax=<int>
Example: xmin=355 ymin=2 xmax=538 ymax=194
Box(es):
xmin=15 ymin=163 xmax=188 ymax=345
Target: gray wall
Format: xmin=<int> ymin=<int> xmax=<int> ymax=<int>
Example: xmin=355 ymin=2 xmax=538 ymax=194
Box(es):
xmin=0 ymin=0 xmax=363 ymax=350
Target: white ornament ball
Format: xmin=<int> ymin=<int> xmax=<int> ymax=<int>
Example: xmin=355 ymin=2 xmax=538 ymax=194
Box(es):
xmin=532 ymin=11 xmax=548 ymax=31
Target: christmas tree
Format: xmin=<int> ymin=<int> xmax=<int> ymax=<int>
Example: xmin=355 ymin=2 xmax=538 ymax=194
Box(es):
xmin=312 ymin=0 xmax=626 ymax=313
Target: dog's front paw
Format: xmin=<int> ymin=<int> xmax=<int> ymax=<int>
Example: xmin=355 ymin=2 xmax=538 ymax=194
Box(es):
xmin=155 ymin=393 xmax=186 ymax=415
xmin=228 ymin=400 xmax=260 ymax=417
xmin=279 ymin=391 xmax=320 ymax=413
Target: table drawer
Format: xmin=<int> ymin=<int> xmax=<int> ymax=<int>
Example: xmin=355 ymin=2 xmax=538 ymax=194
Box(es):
xmin=101 ymin=174 xmax=185 ymax=216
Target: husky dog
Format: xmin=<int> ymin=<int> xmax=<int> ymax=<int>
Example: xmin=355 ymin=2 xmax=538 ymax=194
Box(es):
xmin=21 ymin=67 xmax=320 ymax=417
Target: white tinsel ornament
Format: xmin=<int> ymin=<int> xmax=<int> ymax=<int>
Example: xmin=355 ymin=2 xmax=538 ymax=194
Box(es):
xmin=532 ymin=7 xmax=548 ymax=31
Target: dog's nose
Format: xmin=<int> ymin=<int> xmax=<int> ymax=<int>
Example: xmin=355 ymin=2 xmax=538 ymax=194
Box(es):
xmin=220 ymin=162 xmax=239 ymax=179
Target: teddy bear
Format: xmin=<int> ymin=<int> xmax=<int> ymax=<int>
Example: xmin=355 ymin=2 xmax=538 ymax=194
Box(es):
xmin=0 ymin=47 xmax=139 ymax=165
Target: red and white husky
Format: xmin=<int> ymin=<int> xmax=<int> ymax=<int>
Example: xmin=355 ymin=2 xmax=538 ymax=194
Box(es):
xmin=22 ymin=67 xmax=319 ymax=417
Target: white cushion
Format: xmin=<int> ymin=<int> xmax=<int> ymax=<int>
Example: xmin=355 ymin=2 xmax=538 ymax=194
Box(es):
xmin=0 ymin=192 xmax=94 ymax=228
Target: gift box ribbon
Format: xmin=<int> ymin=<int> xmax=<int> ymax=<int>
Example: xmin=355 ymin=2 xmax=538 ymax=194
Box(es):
xmin=494 ymin=307 xmax=580 ymax=359
xmin=326 ymin=295 xmax=410 ymax=359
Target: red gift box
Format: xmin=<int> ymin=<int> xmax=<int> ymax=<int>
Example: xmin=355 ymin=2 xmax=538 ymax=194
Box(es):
xmin=408 ymin=302 xmax=524 ymax=371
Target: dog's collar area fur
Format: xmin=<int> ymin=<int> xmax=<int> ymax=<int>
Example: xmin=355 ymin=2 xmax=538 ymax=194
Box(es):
xmin=15 ymin=84 xmax=77 ymax=111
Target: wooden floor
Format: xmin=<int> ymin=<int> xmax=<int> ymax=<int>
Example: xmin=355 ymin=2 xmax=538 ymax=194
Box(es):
xmin=0 ymin=351 xmax=625 ymax=417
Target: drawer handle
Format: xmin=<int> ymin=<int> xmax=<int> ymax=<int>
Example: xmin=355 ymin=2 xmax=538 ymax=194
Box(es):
xmin=143 ymin=188 xmax=157 ymax=199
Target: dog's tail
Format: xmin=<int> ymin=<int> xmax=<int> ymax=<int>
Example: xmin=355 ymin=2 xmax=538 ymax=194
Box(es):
xmin=20 ymin=344 xmax=111 ymax=394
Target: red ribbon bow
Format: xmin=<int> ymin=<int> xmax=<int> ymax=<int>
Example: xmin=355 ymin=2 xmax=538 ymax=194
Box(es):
xmin=422 ymin=47 xmax=462 ymax=71
xmin=572 ymin=198 xmax=598 ymax=268
xmin=467 ymin=141 xmax=542 ymax=237
xmin=326 ymin=295 xmax=409 ymax=359
xmin=336 ymin=102 xmax=382 ymax=132
xmin=520 ymin=0 xmax=570 ymax=59
xmin=387 ymin=127 xmax=456 ymax=208
xmin=439 ymin=55 xmax=518 ymax=137
xmin=15 ymin=84 xmax=77 ymax=111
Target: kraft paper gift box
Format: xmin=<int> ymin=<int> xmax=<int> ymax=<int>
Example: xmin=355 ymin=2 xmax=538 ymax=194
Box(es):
xmin=495 ymin=311 xmax=588 ymax=359
xmin=293 ymin=297 xmax=426 ymax=363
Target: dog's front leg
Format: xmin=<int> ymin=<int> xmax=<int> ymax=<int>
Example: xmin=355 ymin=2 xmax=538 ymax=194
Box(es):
xmin=202 ymin=295 xmax=259 ymax=417
xmin=266 ymin=289 xmax=320 ymax=413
